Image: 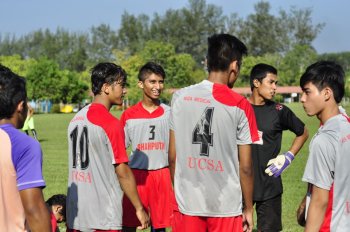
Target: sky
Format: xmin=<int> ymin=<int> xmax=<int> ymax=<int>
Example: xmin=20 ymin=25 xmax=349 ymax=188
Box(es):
xmin=1 ymin=0 xmax=349 ymax=54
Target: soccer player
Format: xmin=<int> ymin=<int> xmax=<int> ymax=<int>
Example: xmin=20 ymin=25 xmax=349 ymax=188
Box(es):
xmin=121 ymin=61 xmax=172 ymax=232
xmin=300 ymin=61 xmax=350 ymax=231
xmin=0 ymin=64 xmax=51 ymax=231
xmin=22 ymin=102 xmax=38 ymax=140
xmin=169 ymin=34 xmax=259 ymax=232
xmin=248 ymin=63 xmax=309 ymax=232
xmin=46 ymin=194 xmax=66 ymax=232
xmin=66 ymin=62 xmax=149 ymax=231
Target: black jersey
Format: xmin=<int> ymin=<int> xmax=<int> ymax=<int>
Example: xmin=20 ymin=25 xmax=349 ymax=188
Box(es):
xmin=251 ymin=101 xmax=305 ymax=201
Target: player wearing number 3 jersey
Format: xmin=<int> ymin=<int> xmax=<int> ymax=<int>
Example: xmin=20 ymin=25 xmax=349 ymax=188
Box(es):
xmin=121 ymin=62 xmax=173 ymax=232
xmin=169 ymin=34 xmax=259 ymax=232
xmin=67 ymin=63 xmax=149 ymax=232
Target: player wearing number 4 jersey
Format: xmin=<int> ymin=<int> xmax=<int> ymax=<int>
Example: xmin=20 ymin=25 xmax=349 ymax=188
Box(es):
xmin=67 ymin=63 xmax=149 ymax=232
xmin=121 ymin=62 xmax=172 ymax=232
xmin=169 ymin=34 xmax=259 ymax=232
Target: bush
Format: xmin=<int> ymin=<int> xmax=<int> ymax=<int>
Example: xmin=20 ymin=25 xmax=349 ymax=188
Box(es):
xmin=50 ymin=104 xmax=61 ymax=113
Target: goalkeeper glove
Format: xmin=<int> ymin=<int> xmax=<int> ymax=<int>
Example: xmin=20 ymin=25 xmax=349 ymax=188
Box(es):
xmin=265 ymin=151 xmax=294 ymax=177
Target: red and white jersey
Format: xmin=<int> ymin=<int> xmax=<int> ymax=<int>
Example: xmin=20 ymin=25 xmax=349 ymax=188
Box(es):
xmin=67 ymin=103 xmax=128 ymax=230
xmin=303 ymin=114 xmax=350 ymax=231
xmin=120 ymin=102 xmax=170 ymax=170
xmin=170 ymin=80 xmax=259 ymax=217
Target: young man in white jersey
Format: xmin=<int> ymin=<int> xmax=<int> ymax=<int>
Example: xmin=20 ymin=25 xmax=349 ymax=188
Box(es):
xmin=300 ymin=61 xmax=350 ymax=231
xmin=121 ymin=62 xmax=172 ymax=232
xmin=169 ymin=34 xmax=259 ymax=232
xmin=248 ymin=63 xmax=308 ymax=232
xmin=67 ymin=62 xmax=149 ymax=232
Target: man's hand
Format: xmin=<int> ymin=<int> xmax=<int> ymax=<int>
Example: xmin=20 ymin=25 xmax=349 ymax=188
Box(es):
xmin=136 ymin=208 xmax=150 ymax=230
xmin=242 ymin=207 xmax=254 ymax=232
xmin=265 ymin=151 xmax=294 ymax=177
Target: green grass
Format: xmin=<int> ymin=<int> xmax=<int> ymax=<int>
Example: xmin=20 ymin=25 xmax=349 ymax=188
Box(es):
xmin=34 ymin=103 xmax=349 ymax=231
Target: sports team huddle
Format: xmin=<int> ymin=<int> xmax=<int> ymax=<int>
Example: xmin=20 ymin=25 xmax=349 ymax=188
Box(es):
xmin=1 ymin=33 xmax=349 ymax=232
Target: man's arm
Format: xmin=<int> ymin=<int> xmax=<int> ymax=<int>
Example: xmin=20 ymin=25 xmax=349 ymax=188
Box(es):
xmin=19 ymin=188 xmax=51 ymax=232
xmin=238 ymin=144 xmax=254 ymax=232
xmin=305 ymin=185 xmax=329 ymax=232
xmin=168 ymin=129 xmax=176 ymax=185
xmin=115 ymin=163 xmax=149 ymax=230
xmin=289 ymin=127 xmax=309 ymax=156
xmin=266 ymin=127 xmax=309 ymax=177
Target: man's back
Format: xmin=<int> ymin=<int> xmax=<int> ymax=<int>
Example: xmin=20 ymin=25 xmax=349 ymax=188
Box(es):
xmin=0 ymin=128 xmax=26 ymax=231
xmin=67 ymin=103 xmax=128 ymax=230
xmin=170 ymin=80 xmax=258 ymax=216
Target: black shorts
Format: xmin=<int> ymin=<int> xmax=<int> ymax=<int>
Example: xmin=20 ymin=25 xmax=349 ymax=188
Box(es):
xmin=254 ymin=194 xmax=282 ymax=232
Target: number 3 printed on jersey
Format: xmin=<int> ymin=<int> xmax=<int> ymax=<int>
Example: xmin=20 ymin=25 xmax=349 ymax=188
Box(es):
xmin=70 ymin=126 xmax=90 ymax=170
xmin=192 ymin=107 xmax=214 ymax=156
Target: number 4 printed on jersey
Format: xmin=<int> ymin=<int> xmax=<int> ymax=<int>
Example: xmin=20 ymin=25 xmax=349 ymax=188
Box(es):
xmin=192 ymin=107 xmax=214 ymax=156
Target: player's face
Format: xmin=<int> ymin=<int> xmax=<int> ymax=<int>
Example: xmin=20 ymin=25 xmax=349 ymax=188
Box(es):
xmin=139 ymin=73 xmax=164 ymax=100
xmin=109 ymin=80 xmax=127 ymax=106
xmin=300 ymin=82 xmax=324 ymax=116
xmin=256 ymin=73 xmax=278 ymax=100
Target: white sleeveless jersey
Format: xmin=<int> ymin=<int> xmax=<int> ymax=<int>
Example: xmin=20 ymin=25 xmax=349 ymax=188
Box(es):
xmin=170 ymin=80 xmax=259 ymax=217
xmin=120 ymin=102 xmax=170 ymax=170
xmin=67 ymin=103 xmax=129 ymax=230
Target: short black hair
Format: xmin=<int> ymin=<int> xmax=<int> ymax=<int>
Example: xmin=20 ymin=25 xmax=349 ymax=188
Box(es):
xmin=300 ymin=60 xmax=345 ymax=103
xmin=46 ymin=194 xmax=66 ymax=221
xmin=91 ymin=62 xmax=127 ymax=95
xmin=207 ymin=34 xmax=247 ymax=72
xmin=138 ymin=61 xmax=166 ymax=81
xmin=250 ymin=63 xmax=278 ymax=91
xmin=0 ymin=64 xmax=27 ymax=120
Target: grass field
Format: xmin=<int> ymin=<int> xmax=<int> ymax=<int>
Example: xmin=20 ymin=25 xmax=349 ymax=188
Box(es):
xmin=34 ymin=103 xmax=349 ymax=231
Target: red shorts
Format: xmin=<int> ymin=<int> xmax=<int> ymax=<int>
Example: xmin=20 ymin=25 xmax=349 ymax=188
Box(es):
xmin=122 ymin=168 xmax=173 ymax=228
xmin=173 ymin=212 xmax=243 ymax=232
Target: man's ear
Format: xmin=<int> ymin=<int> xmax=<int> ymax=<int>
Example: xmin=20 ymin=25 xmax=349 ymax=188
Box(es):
xmin=17 ymin=101 xmax=26 ymax=113
xmin=229 ymin=60 xmax=239 ymax=75
xmin=253 ymin=79 xmax=260 ymax=88
xmin=53 ymin=205 xmax=63 ymax=213
xmin=102 ymin=83 xmax=110 ymax=95
xmin=323 ymin=87 xmax=333 ymax=101
xmin=137 ymin=81 xmax=144 ymax=89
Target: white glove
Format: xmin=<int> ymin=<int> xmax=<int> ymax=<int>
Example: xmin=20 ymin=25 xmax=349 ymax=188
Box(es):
xmin=265 ymin=151 xmax=294 ymax=177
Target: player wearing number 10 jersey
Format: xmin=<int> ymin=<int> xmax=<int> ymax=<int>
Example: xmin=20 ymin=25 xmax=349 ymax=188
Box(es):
xmin=121 ymin=62 xmax=173 ymax=232
xmin=67 ymin=63 xmax=149 ymax=231
xmin=169 ymin=34 xmax=259 ymax=232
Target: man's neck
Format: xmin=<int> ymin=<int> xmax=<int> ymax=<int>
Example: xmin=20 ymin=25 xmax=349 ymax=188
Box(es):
xmin=248 ymin=90 xmax=266 ymax=105
xmin=318 ymin=103 xmax=340 ymax=125
xmin=0 ymin=119 xmax=17 ymax=128
xmin=207 ymin=71 xmax=230 ymax=86
xmin=92 ymin=96 xmax=111 ymax=111
xmin=142 ymin=97 xmax=160 ymax=113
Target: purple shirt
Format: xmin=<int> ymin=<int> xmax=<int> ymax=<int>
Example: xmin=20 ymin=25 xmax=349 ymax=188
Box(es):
xmin=0 ymin=124 xmax=45 ymax=190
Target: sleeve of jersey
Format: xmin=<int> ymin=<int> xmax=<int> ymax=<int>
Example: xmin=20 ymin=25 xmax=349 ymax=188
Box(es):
xmin=120 ymin=112 xmax=130 ymax=148
xmin=302 ymin=136 xmax=335 ymax=190
xmin=280 ymin=105 xmax=305 ymax=136
xmin=237 ymin=99 xmax=259 ymax=144
xmin=14 ymin=140 xmax=46 ymax=191
xmin=104 ymin=120 xmax=129 ymax=165
xmin=169 ymin=91 xmax=180 ymax=131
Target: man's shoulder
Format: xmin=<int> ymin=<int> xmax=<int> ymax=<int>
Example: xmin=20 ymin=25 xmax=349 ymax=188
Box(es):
xmin=122 ymin=102 xmax=141 ymax=115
